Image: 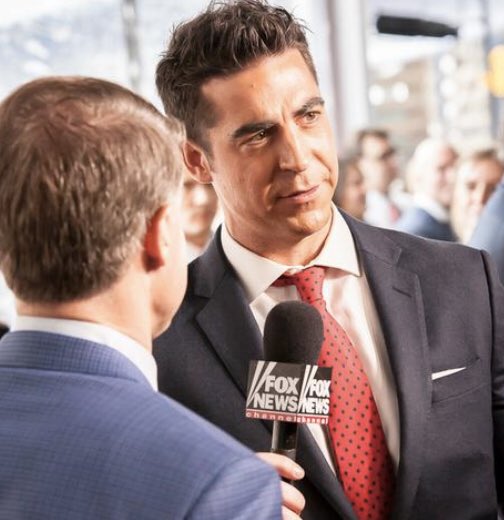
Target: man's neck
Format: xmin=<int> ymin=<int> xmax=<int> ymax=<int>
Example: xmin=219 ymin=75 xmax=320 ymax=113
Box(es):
xmin=227 ymin=219 xmax=332 ymax=266
xmin=16 ymin=283 xmax=152 ymax=352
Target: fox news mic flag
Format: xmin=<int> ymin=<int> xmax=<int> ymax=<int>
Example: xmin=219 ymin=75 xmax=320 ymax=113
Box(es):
xmin=245 ymin=301 xmax=331 ymax=461
xmin=246 ymin=361 xmax=331 ymax=423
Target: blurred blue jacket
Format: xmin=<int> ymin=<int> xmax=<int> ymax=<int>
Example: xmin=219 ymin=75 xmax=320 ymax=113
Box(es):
xmin=470 ymin=181 xmax=504 ymax=283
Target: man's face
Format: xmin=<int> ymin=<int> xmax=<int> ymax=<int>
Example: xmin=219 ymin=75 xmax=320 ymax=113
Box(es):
xmin=423 ymin=146 xmax=458 ymax=209
xmin=359 ymin=136 xmax=397 ymax=193
xmin=459 ymin=158 xmax=503 ymax=222
xmin=182 ymin=170 xmax=218 ymax=243
xmin=191 ymin=49 xmax=338 ymax=256
xmin=339 ymin=164 xmax=366 ymax=221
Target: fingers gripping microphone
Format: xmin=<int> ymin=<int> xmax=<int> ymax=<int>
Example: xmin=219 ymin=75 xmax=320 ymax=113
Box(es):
xmin=245 ymin=301 xmax=330 ymax=464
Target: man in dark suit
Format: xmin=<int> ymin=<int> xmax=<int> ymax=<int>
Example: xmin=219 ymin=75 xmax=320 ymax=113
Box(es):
xmin=0 ymin=76 xmax=284 ymax=519
xmin=153 ymin=2 xmax=504 ymax=519
xmin=470 ymin=180 xmax=504 ymax=282
xmin=395 ymin=138 xmax=458 ymax=241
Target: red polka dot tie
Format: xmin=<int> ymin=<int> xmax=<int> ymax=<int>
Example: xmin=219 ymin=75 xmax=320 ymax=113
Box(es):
xmin=273 ymin=266 xmax=395 ymax=519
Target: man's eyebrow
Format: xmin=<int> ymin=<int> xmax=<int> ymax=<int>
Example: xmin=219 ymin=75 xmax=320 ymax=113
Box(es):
xmin=231 ymin=121 xmax=275 ymax=141
xmin=229 ymin=96 xmax=325 ymax=140
xmin=293 ymin=96 xmax=325 ymax=118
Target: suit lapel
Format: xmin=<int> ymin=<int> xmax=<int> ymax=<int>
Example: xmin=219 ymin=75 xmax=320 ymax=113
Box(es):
xmin=192 ymin=230 xmax=263 ymax=395
xmin=297 ymin=426 xmax=358 ymax=519
xmin=192 ymin=230 xmax=355 ymax=519
xmin=346 ymin=216 xmax=431 ymax=520
xmin=196 ymin=271 xmax=264 ymax=395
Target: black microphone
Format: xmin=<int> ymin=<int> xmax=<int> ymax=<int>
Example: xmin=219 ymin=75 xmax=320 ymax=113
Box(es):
xmin=263 ymin=301 xmax=323 ymax=366
xmin=264 ymin=302 xmax=324 ymax=462
xmin=376 ymin=14 xmax=458 ymax=38
xmin=245 ymin=301 xmax=328 ymax=466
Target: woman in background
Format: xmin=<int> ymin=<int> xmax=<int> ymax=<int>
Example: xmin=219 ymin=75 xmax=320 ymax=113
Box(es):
xmin=333 ymin=157 xmax=367 ymax=221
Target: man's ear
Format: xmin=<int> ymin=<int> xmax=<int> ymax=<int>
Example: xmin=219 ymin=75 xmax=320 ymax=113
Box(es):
xmin=182 ymin=140 xmax=213 ymax=184
xmin=144 ymin=205 xmax=171 ymax=271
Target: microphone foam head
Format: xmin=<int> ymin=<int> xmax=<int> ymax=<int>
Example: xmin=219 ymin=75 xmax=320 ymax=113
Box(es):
xmin=263 ymin=301 xmax=324 ymax=365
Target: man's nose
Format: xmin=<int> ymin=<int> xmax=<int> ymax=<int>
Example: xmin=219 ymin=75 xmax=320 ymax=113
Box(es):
xmin=278 ymin=127 xmax=309 ymax=173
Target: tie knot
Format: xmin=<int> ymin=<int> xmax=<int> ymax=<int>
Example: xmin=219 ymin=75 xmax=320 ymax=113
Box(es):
xmin=272 ymin=266 xmax=325 ymax=303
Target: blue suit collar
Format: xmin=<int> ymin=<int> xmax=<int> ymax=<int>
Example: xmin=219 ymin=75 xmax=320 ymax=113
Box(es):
xmin=0 ymin=330 xmax=151 ymax=388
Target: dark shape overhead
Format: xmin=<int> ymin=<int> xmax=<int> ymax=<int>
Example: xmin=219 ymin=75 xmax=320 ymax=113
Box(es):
xmin=377 ymin=14 xmax=458 ymax=38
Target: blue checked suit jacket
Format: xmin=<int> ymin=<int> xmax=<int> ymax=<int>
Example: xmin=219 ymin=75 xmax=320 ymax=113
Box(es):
xmin=0 ymin=330 xmax=281 ymax=519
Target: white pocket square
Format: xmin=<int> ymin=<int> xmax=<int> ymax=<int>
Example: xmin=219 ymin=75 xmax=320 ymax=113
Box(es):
xmin=432 ymin=367 xmax=467 ymax=381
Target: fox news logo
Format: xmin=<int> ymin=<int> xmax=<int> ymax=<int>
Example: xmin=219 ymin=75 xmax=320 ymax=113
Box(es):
xmin=245 ymin=361 xmax=332 ymax=424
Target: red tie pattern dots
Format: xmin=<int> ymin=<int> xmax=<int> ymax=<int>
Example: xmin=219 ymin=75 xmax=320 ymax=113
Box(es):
xmin=273 ymin=266 xmax=395 ymax=520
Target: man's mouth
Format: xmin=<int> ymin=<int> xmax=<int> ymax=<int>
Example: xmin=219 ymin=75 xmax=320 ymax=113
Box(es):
xmin=279 ymin=185 xmax=320 ymax=203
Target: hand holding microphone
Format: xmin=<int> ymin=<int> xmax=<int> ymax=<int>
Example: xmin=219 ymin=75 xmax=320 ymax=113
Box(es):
xmin=256 ymin=452 xmax=306 ymax=520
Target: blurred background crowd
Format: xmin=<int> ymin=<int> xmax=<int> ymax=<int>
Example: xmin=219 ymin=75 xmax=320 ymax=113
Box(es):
xmin=1 ymin=0 xmax=504 ymax=327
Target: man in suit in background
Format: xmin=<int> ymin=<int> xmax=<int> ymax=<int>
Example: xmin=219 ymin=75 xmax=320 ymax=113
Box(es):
xmin=154 ymin=1 xmax=504 ymax=519
xmin=182 ymin=168 xmax=219 ymax=262
xmin=470 ymin=179 xmax=504 ymax=282
xmin=395 ymin=138 xmax=458 ymax=241
xmin=0 ymin=76 xmax=285 ymax=519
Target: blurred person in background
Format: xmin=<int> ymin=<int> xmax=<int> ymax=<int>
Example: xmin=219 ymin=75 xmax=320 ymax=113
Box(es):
xmin=332 ymin=156 xmax=366 ymax=220
xmin=356 ymin=128 xmax=401 ymax=228
xmin=0 ymin=76 xmax=283 ymax=519
xmin=451 ymin=149 xmax=503 ymax=243
xmin=183 ymin=169 xmax=219 ymax=261
xmin=395 ymin=138 xmax=458 ymax=241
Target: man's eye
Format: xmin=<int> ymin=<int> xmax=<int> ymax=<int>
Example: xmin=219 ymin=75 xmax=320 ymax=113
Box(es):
xmin=303 ymin=111 xmax=320 ymax=123
xmin=250 ymin=130 xmax=268 ymax=142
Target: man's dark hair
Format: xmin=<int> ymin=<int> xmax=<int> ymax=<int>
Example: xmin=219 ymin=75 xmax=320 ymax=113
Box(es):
xmin=156 ymin=0 xmax=317 ymax=148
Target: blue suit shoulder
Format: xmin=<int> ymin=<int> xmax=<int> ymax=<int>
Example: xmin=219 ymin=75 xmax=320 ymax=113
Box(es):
xmin=0 ymin=346 xmax=281 ymax=520
xmin=78 ymin=379 xmax=281 ymax=519
xmin=470 ymin=182 xmax=504 ymax=283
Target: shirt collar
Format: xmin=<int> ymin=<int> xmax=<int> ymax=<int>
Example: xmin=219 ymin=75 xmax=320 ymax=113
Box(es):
xmin=221 ymin=205 xmax=360 ymax=303
xmin=12 ymin=316 xmax=158 ymax=390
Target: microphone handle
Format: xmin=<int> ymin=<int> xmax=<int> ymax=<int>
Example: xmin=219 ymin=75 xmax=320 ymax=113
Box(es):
xmin=271 ymin=421 xmax=299 ymax=484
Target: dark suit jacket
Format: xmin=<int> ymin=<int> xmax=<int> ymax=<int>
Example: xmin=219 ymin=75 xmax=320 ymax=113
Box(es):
xmin=154 ymin=215 xmax=504 ymax=520
xmin=395 ymin=206 xmax=455 ymax=241
xmin=0 ymin=331 xmax=281 ymax=519
xmin=470 ymin=181 xmax=504 ymax=283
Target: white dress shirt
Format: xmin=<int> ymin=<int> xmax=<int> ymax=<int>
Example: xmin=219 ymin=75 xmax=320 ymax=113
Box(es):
xmin=0 ymin=272 xmax=16 ymax=328
xmin=13 ymin=316 xmax=158 ymax=390
xmin=221 ymin=206 xmax=400 ymax=471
